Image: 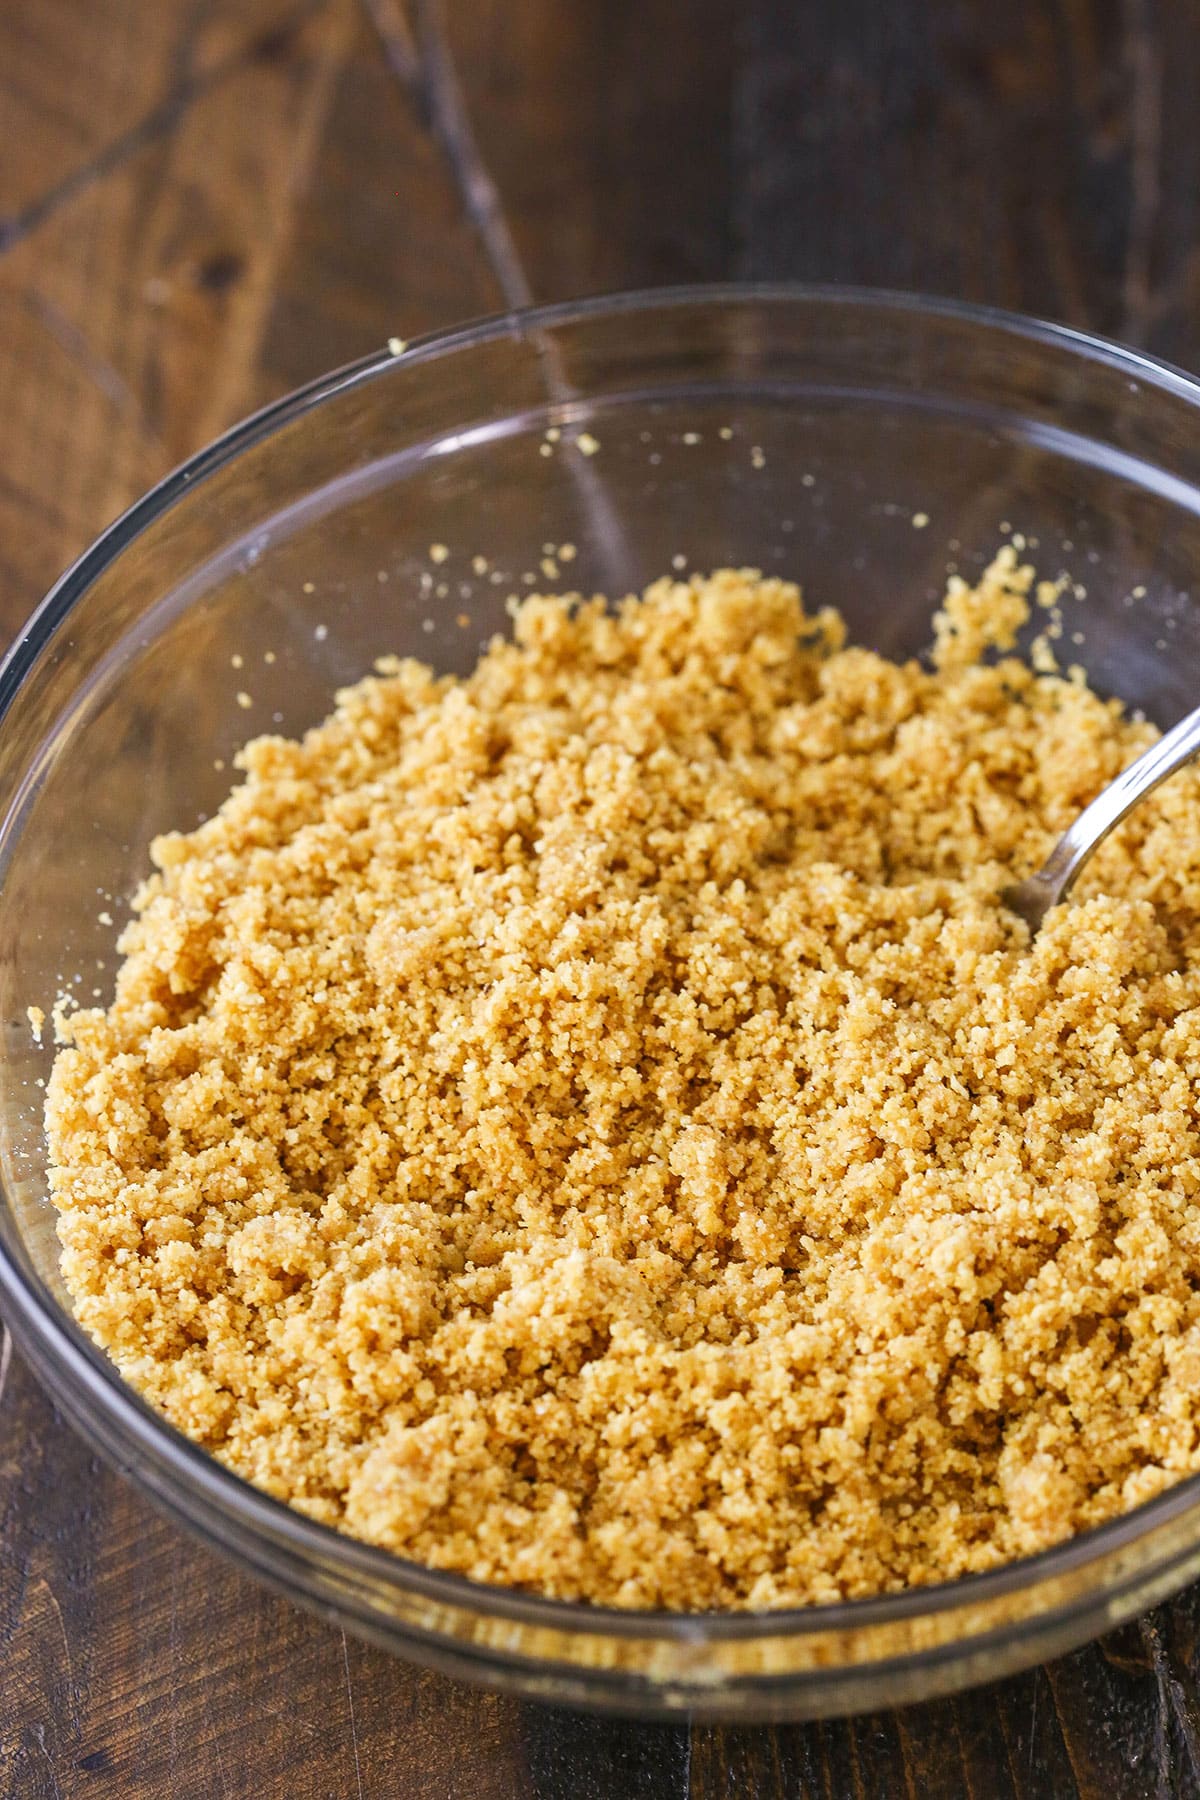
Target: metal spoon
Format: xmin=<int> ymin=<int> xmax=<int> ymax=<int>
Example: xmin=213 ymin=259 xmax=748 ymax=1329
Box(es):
xmin=1002 ymin=699 xmax=1200 ymax=934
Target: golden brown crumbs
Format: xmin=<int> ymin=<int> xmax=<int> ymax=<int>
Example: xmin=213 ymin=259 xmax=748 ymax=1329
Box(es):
xmin=45 ymin=554 xmax=1200 ymax=1610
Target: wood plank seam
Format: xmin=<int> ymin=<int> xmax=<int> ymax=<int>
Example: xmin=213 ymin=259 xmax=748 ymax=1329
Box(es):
xmin=360 ymin=0 xmax=534 ymax=307
xmin=0 ymin=0 xmax=329 ymax=259
xmin=1138 ymin=1616 xmax=1200 ymax=1792
xmin=23 ymin=288 xmax=161 ymax=444
xmin=1121 ymin=0 xmax=1164 ymax=343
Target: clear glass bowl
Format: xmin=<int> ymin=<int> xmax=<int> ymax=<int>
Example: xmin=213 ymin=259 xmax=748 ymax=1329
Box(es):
xmin=5 ymin=287 xmax=1200 ymax=1721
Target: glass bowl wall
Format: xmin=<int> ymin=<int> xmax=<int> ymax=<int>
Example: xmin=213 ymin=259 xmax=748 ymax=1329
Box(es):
xmin=4 ymin=289 xmax=1200 ymax=1719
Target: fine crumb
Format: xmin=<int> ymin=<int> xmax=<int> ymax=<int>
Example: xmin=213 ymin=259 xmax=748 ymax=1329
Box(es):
xmin=931 ymin=543 xmax=1032 ymax=670
xmin=429 ymin=544 xmax=449 ymax=565
xmin=235 ymin=691 xmax=253 ymax=710
xmin=718 ymin=426 xmax=734 ymax=441
xmin=387 ymin=337 xmax=407 ymax=356
xmin=44 ymin=554 xmax=1200 ymax=1614
xmin=27 ymin=1005 xmax=44 ymax=1044
xmin=576 ymin=432 xmax=600 ymax=457
xmin=1030 ymin=633 xmax=1060 ymax=674
xmin=302 ymin=582 xmax=315 ymax=596
xmin=98 ymin=910 xmax=113 ymax=927
xmin=230 ymin=654 xmax=244 ymax=670
xmin=912 ymin=512 xmax=930 ymax=530
xmin=750 ymin=445 xmax=766 ymax=469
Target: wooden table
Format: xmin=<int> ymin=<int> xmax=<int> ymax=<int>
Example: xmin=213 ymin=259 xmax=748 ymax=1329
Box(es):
xmin=5 ymin=2 xmax=1200 ymax=1793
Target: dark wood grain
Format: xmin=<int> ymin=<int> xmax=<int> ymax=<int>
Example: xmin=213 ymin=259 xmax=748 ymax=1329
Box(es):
xmin=0 ymin=0 xmax=359 ymax=647
xmin=440 ymin=0 xmax=738 ymax=301
xmin=734 ymin=0 xmax=1200 ymax=365
xmin=6 ymin=0 xmax=1200 ymax=1794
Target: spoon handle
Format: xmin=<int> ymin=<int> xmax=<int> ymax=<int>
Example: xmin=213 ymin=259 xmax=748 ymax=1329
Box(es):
xmin=1032 ymin=696 xmax=1200 ymax=905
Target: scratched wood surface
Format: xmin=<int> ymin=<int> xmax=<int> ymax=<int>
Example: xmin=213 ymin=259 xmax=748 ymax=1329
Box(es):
xmin=4 ymin=1 xmax=1200 ymax=1794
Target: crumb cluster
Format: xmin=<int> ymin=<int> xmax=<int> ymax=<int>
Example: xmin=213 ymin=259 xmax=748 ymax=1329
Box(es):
xmin=45 ymin=554 xmax=1200 ymax=1609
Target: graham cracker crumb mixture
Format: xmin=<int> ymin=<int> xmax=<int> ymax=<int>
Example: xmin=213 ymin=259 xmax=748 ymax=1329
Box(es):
xmin=45 ymin=553 xmax=1200 ymax=1609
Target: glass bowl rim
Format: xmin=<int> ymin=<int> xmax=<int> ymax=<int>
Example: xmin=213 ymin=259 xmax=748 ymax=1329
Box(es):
xmin=5 ymin=280 xmax=1200 ymax=1646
